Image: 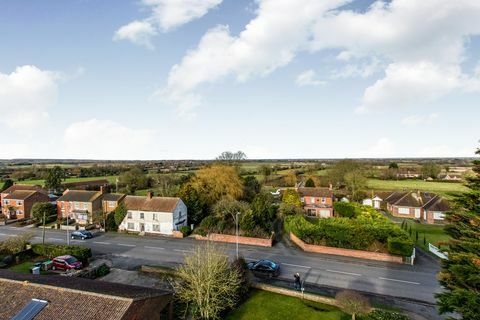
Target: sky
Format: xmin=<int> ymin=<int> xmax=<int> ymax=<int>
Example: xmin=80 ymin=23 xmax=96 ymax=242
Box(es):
xmin=0 ymin=0 xmax=479 ymax=160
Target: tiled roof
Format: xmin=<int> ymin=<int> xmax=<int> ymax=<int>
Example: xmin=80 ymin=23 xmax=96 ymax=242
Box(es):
xmin=393 ymin=192 xmax=437 ymax=208
xmin=384 ymin=192 xmax=408 ymax=204
xmin=297 ymin=187 xmax=333 ymax=198
xmin=1 ymin=184 xmax=45 ymax=194
xmin=102 ymin=193 xmax=125 ymax=202
xmin=124 ymin=196 xmax=180 ymax=213
xmin=0 ymin=270 xmax=172 ymax=320
xmin=57 ymin=190 xmax=101 ymax=202
xmin=3 ymin=190 xmax=37 ymax=200
xmin=424 ymin=196 xmax=451 ymax=212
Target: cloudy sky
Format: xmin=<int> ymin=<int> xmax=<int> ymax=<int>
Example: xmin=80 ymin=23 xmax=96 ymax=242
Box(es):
xmin=1 ymin=0 xmax=479 ymax=160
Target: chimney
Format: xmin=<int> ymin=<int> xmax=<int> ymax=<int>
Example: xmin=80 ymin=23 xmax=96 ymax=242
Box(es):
xmin=62 ymin=188 xmax=69 ymax=195
xmin=147 ymin=191 xmax=153 ymax=200
xmin=100 ymin=186 xmax=106 ymax=194
xmin=329 ymin=183 xmax=333 ymax=191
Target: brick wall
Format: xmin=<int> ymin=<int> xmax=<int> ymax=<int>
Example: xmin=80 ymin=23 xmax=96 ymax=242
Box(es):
xmin=194 ymin=233 xmax=274 ymax=247
xmin=290 ymin=232 xmax=404 ymax=264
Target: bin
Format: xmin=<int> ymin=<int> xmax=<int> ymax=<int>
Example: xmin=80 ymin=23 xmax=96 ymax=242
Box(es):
xmin=31 ymin=266 xmax=40 ymax=275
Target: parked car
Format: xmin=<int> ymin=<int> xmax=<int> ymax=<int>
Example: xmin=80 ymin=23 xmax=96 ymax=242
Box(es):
xmin=51 ymin=255 xmax=82 ymax=271
xmin=71 ymin=230 xmax=93 ymax=240
xmin=247 ymin=259 xmax=280 ymax=278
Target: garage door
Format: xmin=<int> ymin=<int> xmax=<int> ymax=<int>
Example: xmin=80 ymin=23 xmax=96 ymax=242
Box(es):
xmin=319 ymin=210 xmax=330 ymax=218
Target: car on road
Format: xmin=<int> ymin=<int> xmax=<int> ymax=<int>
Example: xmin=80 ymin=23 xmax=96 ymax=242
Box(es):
xmin=247 ymin=259 xmax=280 ymax=278
xmin=71 ymin=230 xmax=93 ymax=240
xmin=51 ymin=255 xmax=82 ymax=271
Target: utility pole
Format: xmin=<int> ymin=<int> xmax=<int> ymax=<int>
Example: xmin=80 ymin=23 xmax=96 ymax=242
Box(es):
xmin=236 ymin=212 xmax=241 ymax=260
xmin=42 ymin=210 xmax=46 ymax=245
xmin=66 ymin=213 xmax=70 ymax=245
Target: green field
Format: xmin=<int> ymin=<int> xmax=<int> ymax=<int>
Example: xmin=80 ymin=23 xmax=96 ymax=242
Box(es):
xmin=19 ymin=175 xmax=118 ymax=186
xmin=225 ymin=290 xmax=348 ymax=320
xmin=366 ymin=179 xmax=468 ymax=197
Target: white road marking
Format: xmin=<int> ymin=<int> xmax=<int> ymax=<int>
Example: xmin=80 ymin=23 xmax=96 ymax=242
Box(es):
xmin=326 ymin=269 xmax=361 ymax=276
xmin=144 ymin=246 xmax=165 ymax=250
xmin=117 ymin=243 xmax=135 ymax=247
xmin=47 ymin=238 xmax=63 ymax=241
xmin=379 ymin=277 xmax=420 ymax=285
xmin=174 ymin=249 xmax=194 ymax=253
xmin=0 ymin=233 xmax=6 ymax=236
xmin=283 ymin=263 xmax=311 ymax=269
xmin=7 ymin=234 xmax=17 ymax=237
xmin=93 ymin=241 xmax=111 ymax=245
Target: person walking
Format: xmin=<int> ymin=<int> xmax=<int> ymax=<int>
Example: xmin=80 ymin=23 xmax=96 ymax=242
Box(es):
xmin=294 ymin=273 xmax=301 ymax=290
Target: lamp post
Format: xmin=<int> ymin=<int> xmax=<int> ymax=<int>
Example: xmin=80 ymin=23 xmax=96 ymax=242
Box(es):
xmin=235 ymin=212 xmax=241 ymax=260
xmin=66 ymin=213 xmax=70 ymax=245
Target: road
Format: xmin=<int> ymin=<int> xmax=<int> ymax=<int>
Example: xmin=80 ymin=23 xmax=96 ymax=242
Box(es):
xmin=0 ymin=225 xmax=442 ymax=305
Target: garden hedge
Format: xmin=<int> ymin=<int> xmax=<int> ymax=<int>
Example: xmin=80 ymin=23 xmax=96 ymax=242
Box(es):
xmin=32 ymin=244 xmax=92 ymax=261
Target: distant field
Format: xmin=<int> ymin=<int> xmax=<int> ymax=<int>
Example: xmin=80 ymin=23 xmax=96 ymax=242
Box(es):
xmin=366 ymin=179 xmax=468 ymax=196
xmin=19 ymin=175 xmax=118 ymax=186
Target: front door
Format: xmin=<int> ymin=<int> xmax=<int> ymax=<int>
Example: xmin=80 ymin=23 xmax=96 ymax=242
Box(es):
xmin=414 ymin=208 xmax=421 ymax=219
xmin=140 ymin=223 xmax=145 ymax=232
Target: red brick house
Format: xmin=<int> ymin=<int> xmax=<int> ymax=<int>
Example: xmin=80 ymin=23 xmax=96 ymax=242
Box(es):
xmin=1 ymin=190 xmax=50 ymax=220
xmin=101 ymin=193 xmax=126 ymax=214
xmin=385 ymin=191 xmax=450 ymax=224
xmin=56 ymin=190 xmax=103 ymax=225
xmin=297 ymin=187 xmax=334 ymax=218
xmin=1 ymin=184 xmax=46 ymax=208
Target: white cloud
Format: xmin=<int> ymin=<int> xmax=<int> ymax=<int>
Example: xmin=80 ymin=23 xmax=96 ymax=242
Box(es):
xmin=401 ymin=113 xmax=438 ymax=126
xmin=63 ymin=119 xmax=156 ymax=160
xmin=295 ymin=70 xmax=326 ymax=87
xmin=356 ymin=61 xmax=463 ymax=113
xmin=359 ymin=138 xmax=395 ymax=158
xmin=114 ymin=0 xmax=222 ymax=48
xmin=0 ymin=65 xmax=60 ymax=129
xmin=113 ymin=20 xmax=157 ymax=49
xmin=331 ymin=57 xmax=383 ymax=79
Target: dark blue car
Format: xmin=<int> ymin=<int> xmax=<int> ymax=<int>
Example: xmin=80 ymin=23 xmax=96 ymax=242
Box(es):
xmin=247 ymin=259 xmax=280 ymax=278
xmin=71 ymin=230 xmax=93 ymax=240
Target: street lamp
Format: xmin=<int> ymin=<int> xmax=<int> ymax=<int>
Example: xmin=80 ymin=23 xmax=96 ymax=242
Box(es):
xmin=66 ymin=213 xmax=70 ymax=245
xmin=235 ymin=212 xmax=241 ymax=260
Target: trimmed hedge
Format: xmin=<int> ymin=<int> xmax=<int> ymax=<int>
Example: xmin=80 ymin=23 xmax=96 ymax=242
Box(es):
xmin=285 ymin=203 xmax=414 ymax=256
xmin=360 ymin=310 xmax=410 ymax=320
xmin=333 ymin=202 xmax=360 ymax=218
xmin=31 ymin=244 xmax=92 ymax=261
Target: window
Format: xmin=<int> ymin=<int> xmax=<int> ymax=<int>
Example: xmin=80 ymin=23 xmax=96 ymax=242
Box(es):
xmin=61 ymin=202 xmax=64 ymax=209
xmin=108 ymin=201 xmax=116 ymax=207
xmin=83 ymin=202 xmax=89 ymax=209
xmin=152 ymin=213 xmax=157 ymax=220
xmin=17 ymin=200 xmax=23 ymax=206
xmin=433 ymin=212 xmax=445 ymax=220
xmin=321 ymin=197 xmax=326 ymax=204
xmin=398 ymin=207 xmax=410 ymax=214
xmin=152 ymin=224 xmax=160 ymax=232
xmin=310 ymin=197 xmax=315 ymax=204
xmin=127 ymin=212 xmax=132 ymax=219
xmin=140 ymin=212 xmax=144 ymax=219
xmin=4 ymin=200 xmax=9 ymax=205
xmin=75 ymin=202 xmax=79 ymax=209
xmin=127 ymin=223 xmax=135 ymax=230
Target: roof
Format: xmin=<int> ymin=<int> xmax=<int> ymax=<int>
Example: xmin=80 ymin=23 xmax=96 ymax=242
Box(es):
xmin=57 ymin=190 xmax=101 ymax=202
xmin=0 ymin=270 xmax=172 ymax=320
xmin=62 ymin=179 xmax=109 ymax=188
xmin=3 ymin=190 xmax=38 ymax=200
xmin=124 ymin=195 xmax=180 ymax=213
xmin=297 ymin=187 xmax=333 ymax=198
xmin=424 ymin=196 xmax=451 ymax=212
xmin=102 ymin=193 xmax=126 ymax=202
xmin=1 ymin=184 xmax=45 ymax=194
xmin=393 ymin=191 xmax=437 ymax=208
xmin=384 ymin=192 xmax=408 ymax=205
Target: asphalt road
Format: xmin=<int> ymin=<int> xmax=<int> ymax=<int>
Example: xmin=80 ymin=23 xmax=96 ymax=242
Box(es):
xmin=0 ymin=225 xmax=442 ymax=305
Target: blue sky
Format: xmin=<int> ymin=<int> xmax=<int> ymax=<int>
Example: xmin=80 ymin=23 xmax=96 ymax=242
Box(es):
xmin=0 ymin=0 xmax=479 ymax=160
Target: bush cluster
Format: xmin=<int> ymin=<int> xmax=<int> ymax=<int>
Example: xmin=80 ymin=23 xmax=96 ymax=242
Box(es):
xmin=32 ymin=244 xmax=92 ymax=261
xmin=285 ymin=203 xmax=414 ymax=256
xmin=359 ymin=310 xmax=410 ymax=320
xmin=179 ymin=225 xmax=191 ymax=236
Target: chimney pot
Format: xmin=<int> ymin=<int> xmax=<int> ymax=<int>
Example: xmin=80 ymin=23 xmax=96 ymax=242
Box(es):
xmin=147 ymin=192 xmax=153 ymax=200
xmin=100 ymin=186 xmax=106 ymax=194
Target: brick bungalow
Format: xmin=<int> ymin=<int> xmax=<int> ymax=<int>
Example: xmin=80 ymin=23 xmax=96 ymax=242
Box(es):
xmin=297 ymin=187 xmax=334 ymax=218
xmin=0 ymin=269 xmax=173 ymax=320
xmin=56 ymin=189 xmax=104 ymax=225
xmin=1 ymin=190 xmax=50 ymax=220
xmin=385 ymin=191 xmax=450 ymax=224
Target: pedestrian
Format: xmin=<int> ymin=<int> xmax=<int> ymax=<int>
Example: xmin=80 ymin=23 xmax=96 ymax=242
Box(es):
xmin=294 ymin=273 xmax=301 ymax=290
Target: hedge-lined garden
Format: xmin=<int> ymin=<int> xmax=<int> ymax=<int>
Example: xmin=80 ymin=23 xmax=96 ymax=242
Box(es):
xmin=32 ymin=244 xmax=92 ymax=262
xmin=285 ymin=203 xmax=414 ymax=256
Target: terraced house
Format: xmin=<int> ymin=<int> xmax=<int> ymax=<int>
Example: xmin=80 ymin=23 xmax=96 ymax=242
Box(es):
xmin=385 ymin=191 xmax=450 ymax=224
xmin=1 ymin=190 xmax=50 ymax=220
xmin=118 ymin=192 xmax=187 ymax=236
xmin=56 ymin=189 xmax=104 ymax=225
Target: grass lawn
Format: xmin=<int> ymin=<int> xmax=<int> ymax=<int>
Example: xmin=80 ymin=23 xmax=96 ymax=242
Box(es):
xmin=19 ymin=175 xmax=118 ymax=186
xmin=401 ymin=221 xmax=451 ymax=251
xmin=9 ymin=261 xmax=35 ymax=273
xmin=225 ymin=290 xmax=349 ymax=320
xmin=366 ymin=179 xmax=468 ymax=197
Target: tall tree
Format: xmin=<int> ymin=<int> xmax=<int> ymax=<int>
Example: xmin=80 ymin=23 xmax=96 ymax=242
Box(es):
xmin=305 ymin=178 xmax=315 ymax=187
xmin=31 ymin=202 xmax=57 ymax=245
xmin=177 ymin=183 xmax=208 ymax=226
xmin=212 ymin=197 xmax=250 ymax=224
xmin=421 ymin=162 xmax=441 ymax=179
xmin=242 ymin=175 xmax=261 ymax=202
xmin=0 ymin=179 xmax=13 ymax=192
xmin=174 ymin=243 xmax=242 ymax=319
xmin=437 ymin=146 xmax=480 ymax=320
xmin=388 ymin=162 xmax=399 ymax=169
xmin=344 ymin=169 xmax=367 ymax=200
xmin=118 ymin=167 xmax=149 ymax=194
xmin=336 ymin=290 xmax=371 ymax=320
xmin=44 ymin=166 xmax=65 ymax=192
xmin=113 ymin=202 xmax=128 ymax=227
xmin=327 ymin=160 xmax=363 ymax=187
xmin=216 ymin=151 xmax=247 ymax=161
xmin=284 ymin=170 xmax=297 ymax=187
xmin=282 ymin=189 xmax=302 ymax=207
xmin=260 ymin=165 xmax=272 ymax=184
xmin=251 ymin=191 xmax=276 ymax=231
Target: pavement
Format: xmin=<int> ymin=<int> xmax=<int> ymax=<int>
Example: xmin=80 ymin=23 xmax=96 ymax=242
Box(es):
xmin=0 ymin=225 xmax=444 ymax=315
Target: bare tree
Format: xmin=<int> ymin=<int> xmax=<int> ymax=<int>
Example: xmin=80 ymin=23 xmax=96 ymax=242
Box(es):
xmin=336 ymin=290 xmax=371 ymax=320
xmin=174 ymin=243 xmax=242 ymax=319
xmin=216 ymin=151 xmax=247 ymax=161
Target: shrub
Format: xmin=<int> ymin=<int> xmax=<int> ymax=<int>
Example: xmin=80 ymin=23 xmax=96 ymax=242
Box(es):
xmin=0 ymin=233 xmax=33 ymax=255
xmin=193 ymin=226 xmax=207 ymax=237
xmin=278 ymin=203 xmax=304 ymax=217
xmin=359 ymin=309 xmax=410 ymax=320
xmin=387 ymin=237 xmax=414 ymax=257
xmin=333 ymin=202 xmax=359 ymax=218
xmin=180 ymin=225 xmax=191 ymax=236
xmin=200 ymin=215 xmax=220 ymax=230
xmin=31 ymin=244 xmax=92 ymax=261
xmin=105 ymin=213 xmax=117 ymax=232
xmin=96 ymin=264 xmax=110 ymax=277
xmin=240 ymin=210 xmax=256 ymax=231
xmin=231 ymin=257 xmax=250 ymax=303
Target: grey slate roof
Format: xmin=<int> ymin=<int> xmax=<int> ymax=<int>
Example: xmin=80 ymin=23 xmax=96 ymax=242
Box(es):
xmin=57 ymin=190 xmax=101 ymax=202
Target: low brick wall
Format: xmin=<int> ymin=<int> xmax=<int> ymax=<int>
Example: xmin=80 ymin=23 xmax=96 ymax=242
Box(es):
xmin=252 ymin=282 xmax=338 ymax=306
xmin=290 ymin=232 xmax=403 ymax=264
xmin=171 ymin=230 xmax=184 ymax=238
xmin=194 ymin=233 xmax=274 ymax=247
